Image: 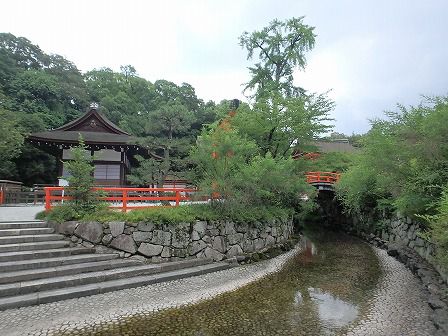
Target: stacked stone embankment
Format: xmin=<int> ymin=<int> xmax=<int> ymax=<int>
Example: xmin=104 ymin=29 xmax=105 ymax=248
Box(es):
xmin=53 ymin=217 xmax=293 ymax=262
xmin=351 ymin=213 xmax=448 ymax=335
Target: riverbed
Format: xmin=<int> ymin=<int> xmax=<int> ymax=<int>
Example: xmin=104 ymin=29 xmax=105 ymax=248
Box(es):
xmin=54 ymin=232 xmax=383 ymax=336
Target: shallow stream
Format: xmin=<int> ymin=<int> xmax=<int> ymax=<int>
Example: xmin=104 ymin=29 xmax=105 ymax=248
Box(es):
xmin=57 ymin=231 xmax=381 ymax=336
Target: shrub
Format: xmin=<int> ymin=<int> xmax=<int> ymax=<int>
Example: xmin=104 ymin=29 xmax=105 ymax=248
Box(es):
xmin=80 ymin=204 xmax=293 ymax=225
xmin=422 ymin=188 xmax=448 ymax=269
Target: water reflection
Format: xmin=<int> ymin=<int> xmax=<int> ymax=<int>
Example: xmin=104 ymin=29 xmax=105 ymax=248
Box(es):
xmin=308 ymin=288 xmax=359 ymax=328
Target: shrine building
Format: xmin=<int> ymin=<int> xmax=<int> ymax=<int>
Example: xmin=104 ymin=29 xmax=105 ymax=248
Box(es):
xmin=27 ymin=104 xmax=141 ymax=186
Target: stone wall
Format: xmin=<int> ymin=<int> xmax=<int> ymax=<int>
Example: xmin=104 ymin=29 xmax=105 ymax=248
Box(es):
xmin=378 ymin=213 xmax=447 ymax=283
xmin=52 ymin=218 xmax=293 ymax=262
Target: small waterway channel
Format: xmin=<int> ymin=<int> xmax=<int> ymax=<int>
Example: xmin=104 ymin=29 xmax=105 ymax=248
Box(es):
xmin=56 ymin=231 xmax=382 ymax=336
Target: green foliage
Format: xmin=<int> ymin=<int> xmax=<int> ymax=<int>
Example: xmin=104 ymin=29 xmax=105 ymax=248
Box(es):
xmin=81 ymin=204 xmax=292 ymax=225
xmin=0 ymin=33 xmax=217 ymax=186
xmin=190 ymin=123 xmax=314 ymax=213
xmin=233 ymin=94 xmax=334 ymax=159
xmin=64 ymin=137 xmax=103 ymax=213
xmin=336 ymin=96 xmax=448 ymax=219
xmin=0 ymin=109 xmax=24 ymax=177
xmin=238 ymin=17 xmax=333 ymax=159
xmin=422 ymin=187 xmax=448 ymax=269
xmin=239 ymin=17 xmax=316 ymax=98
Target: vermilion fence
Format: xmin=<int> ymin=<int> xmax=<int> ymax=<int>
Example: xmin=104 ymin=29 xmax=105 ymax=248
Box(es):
xmin=44 ymin=187 xmax=197 ymax=212
xmin=305 ymin=172 xmax=341 ymax=184
xmin=43 ymin=173 xmax=340 ymax=212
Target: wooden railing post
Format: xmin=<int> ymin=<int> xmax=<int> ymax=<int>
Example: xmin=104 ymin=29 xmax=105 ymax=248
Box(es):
xmin=175 ymin=190 xmax=180 ymax=206
xmin=122 ymin=189 xmax=127 ymax=212
xmin=45 ymin=187 xmax=51 ymax=212
xmin=0 ymin=188 xmax=3 ymax=205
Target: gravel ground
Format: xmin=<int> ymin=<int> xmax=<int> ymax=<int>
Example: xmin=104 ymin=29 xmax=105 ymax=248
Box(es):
xmin=0 ymin=206 xmax=44 ymax=221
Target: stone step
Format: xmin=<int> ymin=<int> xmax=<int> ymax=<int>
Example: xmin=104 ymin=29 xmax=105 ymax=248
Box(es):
xmin=0 ymin=253 xmax=119 ymax=272
xmin=0 ymin=261 xmax=233 ymax=310
xmin=0 ymin=258 xmax=214 ymax=297
xmin=0 ymin=221 xmax=47 ymax=230
xmin=0 ymin=228 xmax=54 ymax=236
xmin=0 ymin=241 xmax=70 ymax=253
xmin=0 ymin=247 xmax=95 ymax=262
xmin=0 ymin=259 xmax=143 ymax=284
xmin=0 ymin=234 xmax=65 ymax=245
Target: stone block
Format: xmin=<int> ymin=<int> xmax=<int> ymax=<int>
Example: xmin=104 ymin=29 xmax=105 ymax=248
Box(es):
xmin=75 ymin=221 xmax=103 ymax=244
xmin=132 ymin=231 xmax=152 ymax=243
xmin=110 ymin=234 xmax=137 ymax=254
xmin=193 ymin=221 xmax=207 ymax=236
xmin=227 ymin=233 xmax=244 ymax=245
xmin=102 ymin=234 xmax=113 ymax=245
xmin=123 ymin=227 xmax=135 ymax=234
xmin=247 ymin=227 xmax=259 ymax=239
xmin=212 ymin=236 xmax=226 ymax=253
xmin=227 ymin=244 xmax=243 ymax=258
xmin=225 ymin=221 xmax=236 ymax=234
xmin=254 ymin=238 xmax=265 ymax=251
xmin=204 ymin=247 xmax=225 ymax=261
xmin=171 ymin=230 xmax=189 ymax=248
xmin=161 ymin=246 xmax=172 ymax=258
xmin=138 ymin=243 xmax=163 ymax=257
xmin=109 ymin=221 xmax=125 ymax=237
xmin=191 ymin=230 xmax=200 ymax=241
xmin=206 ymin=228 xmax=220 ymax=236
xmin=58 ymin=221 xmax=78 ymax=235
xmin=190 ymin=240 xmax=207 ymax=255
xmin=151 ymin=230 xmax=172 ymax=246
xmin=266 ymin=235 xmax=276 ymax=246
xmin=202 ymin=235 xmax=211 ymax=244
xmin=137 ymin=222 xmax=155 ymax=232
xmin=243 ymin=239 xmax=255 ymax=253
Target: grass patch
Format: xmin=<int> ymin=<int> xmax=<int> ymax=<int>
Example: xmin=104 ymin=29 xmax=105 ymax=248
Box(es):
xmin=41 ymin=203 xmax=293 ymax=225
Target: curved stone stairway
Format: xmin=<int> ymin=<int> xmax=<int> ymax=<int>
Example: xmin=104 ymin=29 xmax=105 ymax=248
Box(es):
xmin=0 ymin=220 xmax=233 ymax=311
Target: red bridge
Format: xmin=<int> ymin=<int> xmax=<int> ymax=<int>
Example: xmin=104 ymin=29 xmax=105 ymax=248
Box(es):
xmin=305 ymin=171 xmax=341 ymax=191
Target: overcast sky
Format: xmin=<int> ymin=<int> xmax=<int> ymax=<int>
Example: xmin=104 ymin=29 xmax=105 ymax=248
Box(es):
xmin=1 ymin=0 xmax=447 ymax=134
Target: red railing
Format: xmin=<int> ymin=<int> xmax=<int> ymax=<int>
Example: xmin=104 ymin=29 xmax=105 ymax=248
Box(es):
xmin=305 ymin=172 xmax=341 ymax=184
xmin=44 ymin=187 xmax=197 ymax=212
xmin=0 ymin=189 xmax=3 ymax=205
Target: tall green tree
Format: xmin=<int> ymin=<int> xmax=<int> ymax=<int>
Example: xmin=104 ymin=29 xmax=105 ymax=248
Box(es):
xmin=0 ymin=109 xmax=24 ymax=177
xmin=237 ymin=17 xmax=333 ymax=158
xmin=239 ymin=17 xmax=315 ymax=98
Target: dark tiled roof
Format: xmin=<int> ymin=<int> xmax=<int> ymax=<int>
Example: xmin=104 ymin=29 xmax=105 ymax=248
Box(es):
xmin=55 ymin=108 xmax=129 ymax=135
xmin=28 ymin=131 xmax=135 ymax=145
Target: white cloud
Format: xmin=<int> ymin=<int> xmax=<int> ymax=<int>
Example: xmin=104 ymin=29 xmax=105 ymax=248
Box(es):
xmin=1 ymin=0 xmax=447 ymax=134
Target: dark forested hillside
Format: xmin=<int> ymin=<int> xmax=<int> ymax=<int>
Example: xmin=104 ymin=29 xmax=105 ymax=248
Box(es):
xmin=0 ymin=33 xmax=218 ymax=186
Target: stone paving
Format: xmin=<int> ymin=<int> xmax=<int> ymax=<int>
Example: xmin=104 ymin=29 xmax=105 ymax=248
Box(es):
xmin=346 ymin=248 xmax=436 ymax=336
xmin=0 ymin=205 xmax=44 ymax=221
xmin=0 ymin=244 xmax=301 ymax=336
xmin=0 ymin=242 xmax=437 ymax=336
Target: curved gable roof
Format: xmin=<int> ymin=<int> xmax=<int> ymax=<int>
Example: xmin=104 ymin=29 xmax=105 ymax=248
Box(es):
xmin=55 ymin=107 xmax=129 ymax=135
